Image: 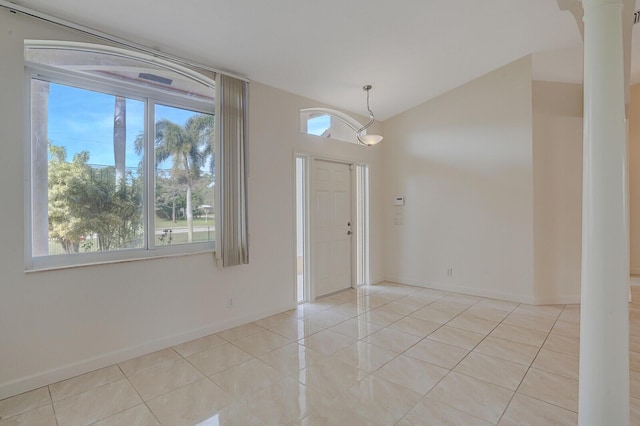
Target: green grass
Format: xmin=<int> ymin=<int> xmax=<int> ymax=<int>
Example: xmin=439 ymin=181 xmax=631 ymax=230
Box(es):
xmin=46 ymin=217 xmax=215 ymax=255
xmin=154 ymin=217 xmax=215 ymax=245
xmin=155 ymin=217 xmax=215 ymax=229
xmin=154 ymin=228 xmax=214 ymax=246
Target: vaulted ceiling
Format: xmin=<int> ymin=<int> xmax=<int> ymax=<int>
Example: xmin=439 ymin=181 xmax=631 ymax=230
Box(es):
xmin=10 ymin=0 xmax=635 ymax=120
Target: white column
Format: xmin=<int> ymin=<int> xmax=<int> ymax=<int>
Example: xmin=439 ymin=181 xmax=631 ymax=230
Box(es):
xmin=579 ymin=0 xmax=629 ymax=425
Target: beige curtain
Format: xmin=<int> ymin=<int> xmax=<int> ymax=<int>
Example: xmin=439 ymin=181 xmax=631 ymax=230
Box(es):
xmin=215 ymin=74 xmax=249 ymax=266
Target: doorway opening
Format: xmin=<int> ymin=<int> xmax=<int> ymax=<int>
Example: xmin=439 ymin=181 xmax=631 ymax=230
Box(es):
xmin=297 ymin=156 xmax=370 ymax=302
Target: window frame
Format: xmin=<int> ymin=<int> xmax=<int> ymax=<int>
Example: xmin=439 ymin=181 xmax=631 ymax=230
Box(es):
xmin=24 ymin=42 xmax=217 ymax=271
xmin=300 ymin=107 xmax=369 ymax=144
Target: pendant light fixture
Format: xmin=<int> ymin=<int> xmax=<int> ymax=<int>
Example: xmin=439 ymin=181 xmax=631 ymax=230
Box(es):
xmin=356 ymin=84 xmax=383 ymax=146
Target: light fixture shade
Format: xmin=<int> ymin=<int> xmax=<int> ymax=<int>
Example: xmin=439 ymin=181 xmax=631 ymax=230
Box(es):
xmin=359 ymin=134 xmax=383 ymax=146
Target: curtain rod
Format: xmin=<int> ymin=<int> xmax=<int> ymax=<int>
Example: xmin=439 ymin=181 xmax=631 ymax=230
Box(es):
xmin=0 ymin=0 xmax=250 ymax=83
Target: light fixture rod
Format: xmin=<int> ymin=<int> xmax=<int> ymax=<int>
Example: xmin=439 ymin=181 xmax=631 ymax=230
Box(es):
xmin=356 ymin=84 xmax=382 ymax=146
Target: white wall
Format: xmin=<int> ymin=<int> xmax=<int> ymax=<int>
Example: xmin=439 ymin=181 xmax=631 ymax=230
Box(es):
xmin=0 ymin=8 xmax=383 ymax=399
xmin=382 ymin=56 xmax=536 ymax=302
xmin=532 ymin=81 xmax=583 ymax=302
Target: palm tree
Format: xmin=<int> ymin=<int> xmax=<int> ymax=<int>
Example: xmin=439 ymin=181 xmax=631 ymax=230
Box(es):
xmin=113 ymin=96 xmax=126 ymax=189
xmin=137 ymin=113 xmax=214 ymax=242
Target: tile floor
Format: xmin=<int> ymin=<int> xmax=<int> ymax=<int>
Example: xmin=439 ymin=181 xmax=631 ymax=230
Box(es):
xmin=2 ymin=282 xmax=640 ymax=425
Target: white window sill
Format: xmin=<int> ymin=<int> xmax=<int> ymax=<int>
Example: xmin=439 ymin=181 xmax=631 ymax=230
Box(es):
xmin=25 ymin=243 xmax=216 ymax=273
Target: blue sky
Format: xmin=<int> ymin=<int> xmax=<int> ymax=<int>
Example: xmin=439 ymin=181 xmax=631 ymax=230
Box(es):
xmin=48 ymin=82 xmax=330 ymax=168
xmin=307 ymin=114 xmax=330 ymax=136
xmin=47 ymin=83 xmax=198 ymax=169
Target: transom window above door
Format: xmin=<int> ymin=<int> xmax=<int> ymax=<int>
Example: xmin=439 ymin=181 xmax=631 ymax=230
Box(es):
xmin=300 ymin=107 xmax=368 ymax=144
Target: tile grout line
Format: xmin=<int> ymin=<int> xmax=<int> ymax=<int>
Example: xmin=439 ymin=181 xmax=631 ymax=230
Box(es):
xmin=47 ymin=385 xmax=60 ymax=426
xmin=419 ymin=300 xmax=573 ymax=420
xmin=410 ymin=299 xmax=521 ymax=424
xmin=495 ymin=304 xmax=574 ymax=424
xmin=289 ymin=286 xmax=448 ymax=421
xmin=125 ymin=339 xmax=249 ymax=424
xmin=314 ymin=288 xmax=425 ymax=423
xmin=370 ymin=289 xmax=537 ymax=424
xmin=347 ymin=291 xmax=455 ymax=378
xmin=114 ymin=362 xmax=163 ymax=426
xmin=47 ymin=370 xmax=141 ymax=420
xmin=351 ymin=293 xmax=492 ymax=423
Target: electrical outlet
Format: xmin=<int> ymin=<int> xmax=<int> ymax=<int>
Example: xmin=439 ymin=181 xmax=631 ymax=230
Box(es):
xmin=227 ymin=296 xmax=233 ymax=308
xmin=447 ymin=268 xmax=453 ymax=277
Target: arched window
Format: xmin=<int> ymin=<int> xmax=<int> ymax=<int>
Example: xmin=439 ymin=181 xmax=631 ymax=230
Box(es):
xmin=300 ymin=107 xmax=367 ymax=144
xmin=25 ymin=41 xmax=218 ymax=269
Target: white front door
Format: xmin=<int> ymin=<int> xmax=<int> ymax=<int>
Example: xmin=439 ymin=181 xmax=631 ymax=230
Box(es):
xmin=312 ymin=159 xmax=353 ymax=299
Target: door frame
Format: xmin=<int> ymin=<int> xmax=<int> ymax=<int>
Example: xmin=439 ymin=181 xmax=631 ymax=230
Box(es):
xmin=293 ymin=152 xmax=369 ymax=302
xmin=294 ymin=154 xmax=311 ymax=304
xmin=355 ymin=163 xmax=370 ymax=287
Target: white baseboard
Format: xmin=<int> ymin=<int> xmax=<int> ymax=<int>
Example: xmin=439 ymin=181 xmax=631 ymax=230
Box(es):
xmin=0 ymin=302 xmax=296 ymax=401
xmin=384 ymin=276 xmax=580 ymax=305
